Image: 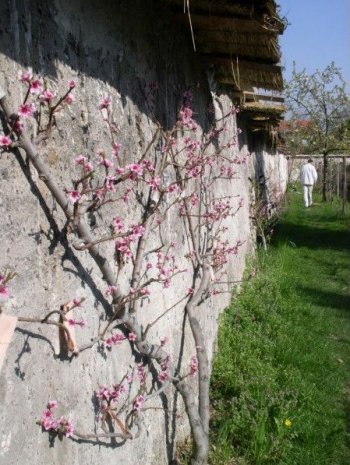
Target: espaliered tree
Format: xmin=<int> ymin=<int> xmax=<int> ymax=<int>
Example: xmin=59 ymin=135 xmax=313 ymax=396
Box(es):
xmin=0 ymin=70 xmax=245 ymax=465
xmin=284 ymin=63 xmax=350 ymax=201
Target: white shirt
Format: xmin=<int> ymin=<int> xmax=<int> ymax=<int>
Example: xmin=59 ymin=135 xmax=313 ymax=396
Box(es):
xmin=300 ymin=163 xmax=318 ymax=185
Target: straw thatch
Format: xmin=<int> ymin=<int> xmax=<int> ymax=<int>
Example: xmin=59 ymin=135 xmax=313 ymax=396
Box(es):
xmin=169 ymin=0 xmax=286 ymax=93
xmin=241 ymin=102 xmax=285 ymax=115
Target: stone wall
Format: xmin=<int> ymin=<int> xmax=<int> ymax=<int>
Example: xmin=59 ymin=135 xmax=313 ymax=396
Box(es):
xmin=0 ymin=1 xmax=287 ymax=464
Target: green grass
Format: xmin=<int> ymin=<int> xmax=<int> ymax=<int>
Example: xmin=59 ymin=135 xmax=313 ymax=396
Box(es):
xmin=209 ymin=191 xmax=350 ymax=465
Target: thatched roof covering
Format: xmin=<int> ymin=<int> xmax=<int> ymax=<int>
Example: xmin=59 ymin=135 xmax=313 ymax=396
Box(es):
xmin=169 ymin=0 xmax=286 ymax=93
xmin=241 ymin=101 xmax=285 ymax=115
xmin=241 ymin=101 xmax=284 ymax=134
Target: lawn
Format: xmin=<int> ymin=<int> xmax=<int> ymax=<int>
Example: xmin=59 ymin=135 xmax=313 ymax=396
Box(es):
xmin=209 ymin=191 xmax=350 ymax=465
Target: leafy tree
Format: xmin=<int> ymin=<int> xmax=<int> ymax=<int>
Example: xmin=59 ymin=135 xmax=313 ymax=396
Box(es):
xmin=284 ymin=63 xmax=350 ymax=200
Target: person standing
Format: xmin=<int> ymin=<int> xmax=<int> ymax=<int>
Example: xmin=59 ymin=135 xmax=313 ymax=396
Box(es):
xmin=300 ymin=159 xmax=318 ymax=207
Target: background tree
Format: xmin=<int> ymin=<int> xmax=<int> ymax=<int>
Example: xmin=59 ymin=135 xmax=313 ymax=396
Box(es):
xmin=284 ymin=62 xmax=350 ymax=201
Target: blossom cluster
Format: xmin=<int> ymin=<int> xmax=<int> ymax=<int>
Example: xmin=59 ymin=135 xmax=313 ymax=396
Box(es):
xmin=96 ymin=379 xmax=131 ymax=406
xmin=39 ymin=401 xmax=74 ymax=438
xmin=157 ymin=354 xmax=171 ymax=384
xmin=0 ymin=134 xmax=12 ymax=148
xmin=18 ymin=68 xmax=75 ymax=109
xmin=67 ymin=318 xmax=86 ymax=328
xmin=104 ymin=331 xmax=126 ymax=349
xmin=133 ymin=394 xmax=145 ymax=412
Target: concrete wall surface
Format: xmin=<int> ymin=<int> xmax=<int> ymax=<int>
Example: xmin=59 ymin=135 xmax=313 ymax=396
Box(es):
xmin=0 ymin=1 xmax=288 ymax=464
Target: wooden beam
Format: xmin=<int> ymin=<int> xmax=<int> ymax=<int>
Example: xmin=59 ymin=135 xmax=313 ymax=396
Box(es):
xmin=194 ymin=34 xmax=280 ymax=62
xmin=168 ymin=0 xmax=261 ymax=18
xmin=209 ymin=57 xmax=282 ymax=73
xmin=174 ymin=13 xmax=275 ymax=34
xmin=232 ymin=90 xmax=284 ymax=104
xmin=246 ymin=92 xmax=284 ymax=103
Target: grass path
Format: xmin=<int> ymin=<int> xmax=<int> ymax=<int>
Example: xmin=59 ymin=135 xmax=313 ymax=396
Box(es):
xmin=209 ymin=193 xmax=350 ymax=465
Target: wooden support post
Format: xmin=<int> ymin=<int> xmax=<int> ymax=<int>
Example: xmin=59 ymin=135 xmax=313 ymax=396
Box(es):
xmin=342 ymin=156 xmax=347 ymax=214
xmin=336 ymin=162 xmax=340 ymax=198
xmin=322 ymin=153 xmax=328 ymax=202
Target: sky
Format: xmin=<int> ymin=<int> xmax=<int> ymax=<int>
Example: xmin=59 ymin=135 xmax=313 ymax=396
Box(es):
xmin=277 ymin=0 xmax=350 ymax=87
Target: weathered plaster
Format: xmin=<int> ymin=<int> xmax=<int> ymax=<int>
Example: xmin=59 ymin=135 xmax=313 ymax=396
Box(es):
xmin=0 ymin=1 xmax=287 ymax=464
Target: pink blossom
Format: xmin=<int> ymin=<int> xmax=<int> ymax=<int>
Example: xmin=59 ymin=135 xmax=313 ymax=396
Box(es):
xmin=63 ymin=418 xmax=74 ymax=438
xmin=104 ymin=332 xmax=125 ymax=348
xmin=96 ymin=386 xmax=111 ymax=401
xmin=112 ymin=142 xmax=122 ymax=158
xmin=136 ymin=364 xmax=146 ymax=384
xmin=140 ymin=287 xmax=151 ymax=296
xmin=84 ymin=162 xmax=94 ymax=173
xmin=190 ymin=194 xmax=199 ymax=207
xmin=131 ymin=224 xmax=145 ymax=238
xmin=30 ymin=79 xmax=43 ymax=95
xmin=158 ymin=371 xmax=169 ymax=383
xmin=187 ymin=287 xmax=194 ymax=295
xmin=115 ymin=238 xmax=132 ymax=258
xmin=42 ymin=409 xmax=53 ymax=419
xmin=122 ymin=188 xmax=132 ymax=203
xmin=112 ymin=216 xmax=124 ymax=232
xmin=189 ymin=356 xmax=198 ymax=376
xmin=18 ymin=103 xmax=36 ymax=118
xmin=99 ymin=96 xmax=111 ymax=110
xmin=142 ymin=159 xmax=155 ymax=172
xmin=105 ymin=285 xmax=118 ymax=297
xmin=115 ymin=166 xmax=125 ymax=175
xmin=105 ymin=175 xmax=116 ymax=192
xmin=65 ymin=93 xmax=75 ymax=105
xmin=39 ymin=89 xmax=55 ymax=103
xmin=98 ymin=158 xmax=113 ymax=169
xmin=167 ymin=183 xmax=180 ymax=194
xmin=19 ymin=68 xmax=33 ymax=83
xmin=75 ymin=155 xmax=94 ymax=173
xmin=47 ymin=400 xmax=58 ymax=410
xmin=68 ymin=80 xmax=76 ymax=89
xmin=94 ymin=187 xmax=106 ymax=200
xmin=160 ymin=336 xmax=168 ymax=346
xmin=67 ymin=318 xmax=86 ymax=328
xmin=0 ymin=284 xmax=9 ymax=301
xmin=128 ymin=332 xmax=137 ymax=342
xmin=75 ymin=154 xmax=87 ymax=165
xmin=39 ymin=402 xmax=74 ymax=438
xmin=67 ymin=190 xmax=81 ymax=204
xmin=0 ymin=135 xmax=12 ymax=147
xmin=146 ymin=263 xmax=153 ymax=270
xmin=189 ymin=166 xmax=201 ymax=178
xmin=133 ymin=395 xmax=145 ymax=412
xmin=160 ymin=354 xmax=171 ymax=372
xmin=41 ymin=416 xmax=54 ymax=431
xmin=147 ymin=176 xmax=161 ymax=189
xmin=14 ymin=120 xmax=24 ymax=134
xmin=126 ymin=163 xmax=144 ymax=178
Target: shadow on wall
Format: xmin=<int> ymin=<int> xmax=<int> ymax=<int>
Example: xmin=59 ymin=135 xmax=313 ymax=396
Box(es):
xmin=0 ymin=0 xmax=212 ymax=130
